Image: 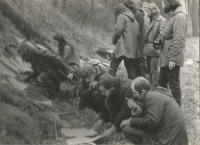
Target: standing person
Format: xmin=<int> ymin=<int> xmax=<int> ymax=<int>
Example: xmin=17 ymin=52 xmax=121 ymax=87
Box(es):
xmin=144 ymin=3 xmax=166 ymax=85
xmin=54 ymin=34 xmax=81 ymax=77
xmin=120 ymin=77 xmax=188 ymax=145
xmin=79 ymin=61 xmax=108 ymax=113
xmin=108 ymin=4 xmax=142 ymax=80
xmin=123 ymin=0 xmax=149 ymax=81
xmin=158 ymin=0 xmax=188 ymax=106
xmin=92 ymin=77 xmax=134 ymax=137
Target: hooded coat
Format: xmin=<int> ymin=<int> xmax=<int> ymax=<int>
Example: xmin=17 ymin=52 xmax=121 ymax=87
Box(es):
xmin=129 ymin=86 xmax=188 ymax=145
xmin=159 ymin=6 xmax=188 ymax=67
xmin=113 ymin=5 xmax=140 ymax=59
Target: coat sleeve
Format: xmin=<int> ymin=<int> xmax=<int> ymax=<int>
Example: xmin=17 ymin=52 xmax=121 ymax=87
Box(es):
xmin=112 ymin=14 xmax=125 ymax=45
xmin=112 ymin=89 xmax=132 ymax=128
xmin=37 ymin=50 xmax=69 ymax=75
xmin=169 ymin=14 xmax=187 ymax=63
xmin=99 ymin=104 xmax=110 ymax=122
xmin=130 ymin=94 xmax=165 ymax=130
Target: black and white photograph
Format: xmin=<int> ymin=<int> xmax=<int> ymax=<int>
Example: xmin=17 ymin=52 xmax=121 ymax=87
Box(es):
xmin=0 ymin=0 xmax=199 ymax=144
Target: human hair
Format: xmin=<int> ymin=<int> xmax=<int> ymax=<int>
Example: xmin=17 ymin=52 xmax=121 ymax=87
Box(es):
xmin=79 ymin=63 xmax=96 ymax=78
xmin=136 ymin=0 xmax=142 ymax=9
xmin=147 ymin=3 xmax=160 ymax=15
xmin=163 ymin=0 xmax=181 ymax=13
xmin=123 ymin=0 xmax=137 ymax=14
xmin=113 ymin=4 xmax=129 ymax=19
xmin=98 ymin=76 xmax=116 ymax=90
xmin=17 ymin=43 xmax=36 ymax=63
xmin=131 ymin=77 xmax=151 ymax=94
xmin=142 ymin=2 xmax=148 ymax=6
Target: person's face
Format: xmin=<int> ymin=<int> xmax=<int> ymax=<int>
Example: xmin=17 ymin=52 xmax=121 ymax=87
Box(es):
xmin=131 ymin=86 xmax=146 ymax=102
xmin=85 ymin=74 xmax=96 ymax=83
xmin=162 ymin=0 xmax=168 ymax=12
xmin=99 ymin=85 xmax=113 ymax=97
xmin=147 ymin=8 xmax=153 ymax=18
xmin=143 ymin=5 xmax=148 ymax=12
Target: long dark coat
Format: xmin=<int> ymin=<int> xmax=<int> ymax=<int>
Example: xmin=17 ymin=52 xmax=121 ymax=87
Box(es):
xmin=99 ymin=79 xmax=133 ymax=128
xmin=130 ymin=87 xmax=188 ymax=145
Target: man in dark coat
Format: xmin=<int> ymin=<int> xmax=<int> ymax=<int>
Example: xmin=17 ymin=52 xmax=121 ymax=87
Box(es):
xmin=108 ymin=4 xmax=142 ymax=80
xmin=79 ymin=60 xmax=108 ymax=113
xmin=120 ymin=77 xmax=188 ymax=145
xmin=92 ymin=77 xmax=134 ymax=138
xmin=158 ymin=0 xmax=188 ymax=106
xmin=144 ymin=3 xmax=166 ymax=85
xmin=17 ymin=42 xmax=73 ymax=99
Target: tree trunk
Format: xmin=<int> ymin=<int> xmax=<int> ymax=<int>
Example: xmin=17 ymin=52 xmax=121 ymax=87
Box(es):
xmin=191 ymin=0 xmax=199 ymax=37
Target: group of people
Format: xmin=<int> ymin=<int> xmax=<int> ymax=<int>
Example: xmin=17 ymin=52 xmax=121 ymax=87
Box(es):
xmin=17 ymin=0 xmax=189 ymax=144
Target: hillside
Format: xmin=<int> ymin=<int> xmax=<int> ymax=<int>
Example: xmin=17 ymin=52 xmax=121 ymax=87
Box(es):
xmin=0 ymin=0 xmax=199 ymax=145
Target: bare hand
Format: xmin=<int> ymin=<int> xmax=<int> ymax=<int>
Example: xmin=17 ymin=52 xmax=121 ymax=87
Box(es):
xmin=67 ymin=73 xmax=73 ymax=80
xmin=102 ymin=126 xmax=116 ymax=138
xmin=120 ymin=118 xmax=131 ymax=129
xmin=89 ymin=81 xmax=97 ymax=91
xmin=127 ymin=99 xmax=136 ymax=109
xmin=169 ymin=61 xmax=175 ymax=70
xmin=92 ymin=119 xmax=104 ymax=131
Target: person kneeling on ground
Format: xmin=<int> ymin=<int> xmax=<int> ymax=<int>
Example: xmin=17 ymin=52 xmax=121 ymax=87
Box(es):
xmin=54 ymin=33 xmax=81 ymax=78
xmin=17 ymin=42 xmax=73 ymax=99
xmin=92 ymin=77 xmax=141 ymax=138
xmin=120 ymin=77 xmax=188 ymax=145
xmin=79 ymin=60 xmax=108 ymax=113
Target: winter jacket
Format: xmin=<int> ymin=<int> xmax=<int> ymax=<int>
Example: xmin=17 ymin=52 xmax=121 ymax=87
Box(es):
xmin=79 ymin=63 xmax=108 ymax=100
xmin=135 ymin=9 xmax=145 ymax=53
xmin=160 ymin=7 xmax=188 ymax=67
xmin=30 ymin=49 xmax=69 ymax=80
xmin=113 ymin=9 xmax=140 ymax=59
xmin=130 ymin=86 xmax=188 ymax=145
xmin=144 ymin=14 xmax=166 ymax=56
xmin=99 ymin=79 xmax=133 ymax=128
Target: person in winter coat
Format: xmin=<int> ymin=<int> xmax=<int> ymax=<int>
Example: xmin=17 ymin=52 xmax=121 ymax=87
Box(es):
xmin=108 ymin=4 xmax=142 ymax=80
xmin=120 ymin=77 xmax=188 ymax=145
xmin=144 ymin=3 xmax=166 ymax=85
xmin=54 ymin=34 xmax=81 ymax=77
xmin=17 ymin=42 xmax=73 ymax=99
xmin=123 ymin=0 xmax=149 ymax=81
xmin=92 ymin=77 xmax=135 ymax=138
xmin=158 ymin=0 xmax=188 ymax=107
xmin=79 ymin=60 xmax=108 ymax=113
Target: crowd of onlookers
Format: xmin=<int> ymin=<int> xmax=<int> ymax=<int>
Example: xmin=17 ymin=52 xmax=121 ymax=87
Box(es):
xmin=17 ymin=0 xmax=189 ymax=144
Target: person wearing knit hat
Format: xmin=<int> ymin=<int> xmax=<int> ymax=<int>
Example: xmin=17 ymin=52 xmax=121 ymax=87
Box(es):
xmin=158 ymin=0 xmax=188 ymax=107
xmin=109 ymin=3 xmax=142 ymax=80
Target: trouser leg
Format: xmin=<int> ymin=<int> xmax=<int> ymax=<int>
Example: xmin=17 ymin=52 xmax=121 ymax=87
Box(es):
xmin=40 ymin=72 xmax=60 ymax=99
xmin=147 ymin=56 xmax=159 ymax=85
xmin=133 ymin=58 xmax=143 ymax=77
xmin=108 ymin=55 xmax=123 ymax=78
xmin=167 ymin=66 xmax=181 ymax=107
xmin=122 ymin=126 xmax=144 ymax=145
xmin=124 ymin=58 xmax=136 ymax=80
xmin=141 ymin=55 xmax=150 ymax=81
xmin=158 ymin=67 xmax=168 ymax=89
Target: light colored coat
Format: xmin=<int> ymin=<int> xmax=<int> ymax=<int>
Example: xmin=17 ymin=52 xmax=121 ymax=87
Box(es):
xmin=159 ymin=7 xmax=188 ymax=67
xmin=144 ymin=14 xmax=166 ymax=56
xmin=113 ymin=11 xmax=141 ymax=59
